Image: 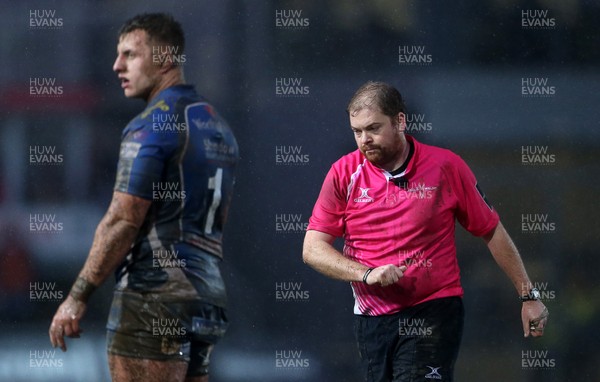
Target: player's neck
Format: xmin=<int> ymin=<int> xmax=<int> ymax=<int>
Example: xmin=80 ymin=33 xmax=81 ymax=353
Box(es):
xmin=146 ymin=71 xmax=185 ymax=103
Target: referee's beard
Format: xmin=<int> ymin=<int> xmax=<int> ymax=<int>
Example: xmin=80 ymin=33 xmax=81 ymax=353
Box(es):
xmin=361 ymin=134 xmax=407 ymax=171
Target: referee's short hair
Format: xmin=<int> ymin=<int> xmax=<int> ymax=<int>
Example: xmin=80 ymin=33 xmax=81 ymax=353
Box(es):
xmin=118 ymin=13 xmax=185 ymax=54
xmin=347 ymin=81 xmax=406 ymax=118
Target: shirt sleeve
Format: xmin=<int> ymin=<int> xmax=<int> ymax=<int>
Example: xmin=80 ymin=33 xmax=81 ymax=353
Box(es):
xmin=447 ymin=154 xmax=500 ymax=237
xmin=307 ymin=165 xmax=347 ymax=237
xmin=114 ymin=123 xmax=179 ymax=200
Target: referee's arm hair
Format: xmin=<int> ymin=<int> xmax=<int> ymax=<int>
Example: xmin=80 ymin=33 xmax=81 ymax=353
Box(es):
xmin=483 ymin=221 xmax=548 ymax=338
xmin=303 ymin=230 xmax=406 ymax=287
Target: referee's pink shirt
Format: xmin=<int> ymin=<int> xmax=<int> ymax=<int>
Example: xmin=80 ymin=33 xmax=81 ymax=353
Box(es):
xmin=308 ymin=135 xmax=500 ymax=316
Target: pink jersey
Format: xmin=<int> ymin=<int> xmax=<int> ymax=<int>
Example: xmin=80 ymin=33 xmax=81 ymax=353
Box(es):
xmin=307 ymin=135 xmax=499 ymax=316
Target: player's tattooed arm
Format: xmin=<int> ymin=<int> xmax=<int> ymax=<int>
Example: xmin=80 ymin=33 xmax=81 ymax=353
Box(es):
xmin=69 ymin=277 xmax=97 ymax=303
xmin=70 ymin=191 xmax=151 ymax=303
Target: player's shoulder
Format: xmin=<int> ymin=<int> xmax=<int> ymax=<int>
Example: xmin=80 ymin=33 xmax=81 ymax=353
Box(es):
xmin=184 ymin=101 xmax=221 ymax=123
xmin=133 ymin=88 xmax=199 ymax=137
xmin=139 ymin=85 xmax=199 ymax=119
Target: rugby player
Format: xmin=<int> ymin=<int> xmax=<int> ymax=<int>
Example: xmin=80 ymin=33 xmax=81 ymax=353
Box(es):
xmin=49 ymin=13 xmax=238 ymax=382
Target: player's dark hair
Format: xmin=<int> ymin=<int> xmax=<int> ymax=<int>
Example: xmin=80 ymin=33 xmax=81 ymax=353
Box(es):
xmin=118 ymin=13 xmax=185 ymax=54
xmin=347 ymin=81 xmax=406 ymax=117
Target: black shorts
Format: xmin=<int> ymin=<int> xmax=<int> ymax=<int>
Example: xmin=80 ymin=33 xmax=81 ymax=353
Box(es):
xmin=354 ymin=297 xmax=464 ymax=382
xmin=106 ymin=290 xmax=228 ymax=377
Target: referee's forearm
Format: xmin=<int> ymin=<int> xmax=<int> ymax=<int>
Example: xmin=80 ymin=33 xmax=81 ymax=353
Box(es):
xmin=485 ymin=221 xmax=532 ymax=296
xmin=303 ymin=234 xmax=368 ymax=283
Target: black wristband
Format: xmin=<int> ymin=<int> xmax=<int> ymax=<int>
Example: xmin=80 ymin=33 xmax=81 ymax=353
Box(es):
xmin=362 ymin=268 xmax=375 ymax=284
xmin=69 ymin=277 xmax=97 ymax=303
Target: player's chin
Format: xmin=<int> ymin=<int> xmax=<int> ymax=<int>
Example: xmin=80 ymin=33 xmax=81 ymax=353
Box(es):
xmin=123 ymin=89 xmax=137 ymax=98
xmin=122 ymin=86 xmax=143 ymax=98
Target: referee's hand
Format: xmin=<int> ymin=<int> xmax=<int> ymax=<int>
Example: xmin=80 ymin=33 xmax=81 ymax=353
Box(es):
xmin=365 ymin=265 xmax=407 ymax=287
xmin=522 ymin=300 xmax=548 ymax=338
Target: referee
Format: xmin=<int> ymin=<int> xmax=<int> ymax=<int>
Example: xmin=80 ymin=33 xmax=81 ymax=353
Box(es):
xmin=303 ymin=81 xmax=548 ymax=381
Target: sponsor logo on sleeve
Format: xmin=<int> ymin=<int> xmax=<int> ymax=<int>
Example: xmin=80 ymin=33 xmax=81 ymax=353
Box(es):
xmin=120 ymin=142 xmax=141 ymax=159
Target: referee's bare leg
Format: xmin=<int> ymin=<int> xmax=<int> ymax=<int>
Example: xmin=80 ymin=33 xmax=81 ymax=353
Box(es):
xmin=109 ymin=355 xmax=208 ymax=382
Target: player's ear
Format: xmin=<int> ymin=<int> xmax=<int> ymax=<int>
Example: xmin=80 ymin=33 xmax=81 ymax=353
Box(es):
xmin=151 ymin=43 xmax=174 ymax=74
xmin=158 ymin=56 xmax=174 ymax=74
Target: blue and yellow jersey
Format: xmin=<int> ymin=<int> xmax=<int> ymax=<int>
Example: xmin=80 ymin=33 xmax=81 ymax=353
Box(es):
xmin=113 ymin=85 xmax=238 ymax=305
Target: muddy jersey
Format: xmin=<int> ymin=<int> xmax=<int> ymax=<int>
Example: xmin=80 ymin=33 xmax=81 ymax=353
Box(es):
xmin=113 ymin=85 xmax=238 ymax=306
xmin=308 ymin=135 xmax=499 ymax=316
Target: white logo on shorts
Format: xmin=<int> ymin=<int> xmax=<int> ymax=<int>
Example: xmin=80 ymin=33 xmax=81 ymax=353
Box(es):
xmin=425 ymin=366 xmax=442 ymax=379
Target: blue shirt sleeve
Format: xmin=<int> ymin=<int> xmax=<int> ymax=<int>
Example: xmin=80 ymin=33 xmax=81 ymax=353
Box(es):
xmin=114 ymin=115 xmax=180 ymax=200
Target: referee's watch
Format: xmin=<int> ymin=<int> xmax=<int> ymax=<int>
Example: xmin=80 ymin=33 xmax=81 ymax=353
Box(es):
xmin=520 ymin=287 xmax=541 ymax=302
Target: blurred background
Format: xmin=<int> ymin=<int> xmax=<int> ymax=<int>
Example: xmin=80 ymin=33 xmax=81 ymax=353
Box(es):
xmin=1 ymin=0 xmax=599 ymax=381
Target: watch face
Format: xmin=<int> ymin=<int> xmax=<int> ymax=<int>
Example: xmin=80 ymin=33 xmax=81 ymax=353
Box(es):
xmin=531 ymin=288 xmax=541 ymax=299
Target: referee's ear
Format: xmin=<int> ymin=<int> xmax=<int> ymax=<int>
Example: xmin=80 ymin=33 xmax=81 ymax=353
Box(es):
xmin=396 ymin=112 xmax=406 ymax=133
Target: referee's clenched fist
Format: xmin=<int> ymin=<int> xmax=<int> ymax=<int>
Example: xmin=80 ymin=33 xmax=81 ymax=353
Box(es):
xmin=364 ymin=265 xmax=407 ymax=287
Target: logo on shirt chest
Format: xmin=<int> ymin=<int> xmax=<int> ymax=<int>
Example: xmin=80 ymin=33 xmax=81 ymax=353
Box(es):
xmin=354 ymin=187 xmax=374 ymax=203
xmin=402 ymin=182 xmax=438 ymax=200
xmin=354 ymin=182 xmax=439 ymax=205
